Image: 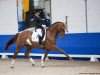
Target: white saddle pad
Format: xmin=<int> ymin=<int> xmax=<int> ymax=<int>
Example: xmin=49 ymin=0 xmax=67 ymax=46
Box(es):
xmin=31 ymin=28 xmax=46 ymax=42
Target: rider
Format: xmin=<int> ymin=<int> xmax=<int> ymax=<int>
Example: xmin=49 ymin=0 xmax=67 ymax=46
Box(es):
xmin=33 ymin=10 xmax=45 ymax=47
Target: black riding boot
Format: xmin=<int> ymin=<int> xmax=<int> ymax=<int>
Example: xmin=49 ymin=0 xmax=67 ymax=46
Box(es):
xmin=38 ymin=35 xmax=43 ymax=47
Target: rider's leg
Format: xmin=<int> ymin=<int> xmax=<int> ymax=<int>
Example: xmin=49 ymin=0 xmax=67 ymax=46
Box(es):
xmin=40 ymin=27 xmax=45 ymax=47
xmin=38 ymin=35 xmax=43 ymax=47
xmin=41 ymin=27 xmax=45 ymax=39
xmin=36 ymin=27 xmax=45 ymax=47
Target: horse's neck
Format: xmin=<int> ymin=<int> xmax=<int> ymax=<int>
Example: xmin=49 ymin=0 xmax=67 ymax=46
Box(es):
xmin=47 ymin=26 xmax=58 ymax=40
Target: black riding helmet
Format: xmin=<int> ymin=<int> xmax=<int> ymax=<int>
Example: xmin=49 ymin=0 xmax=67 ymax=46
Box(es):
xmin=34 ymin=10 xmax=41 ymax=14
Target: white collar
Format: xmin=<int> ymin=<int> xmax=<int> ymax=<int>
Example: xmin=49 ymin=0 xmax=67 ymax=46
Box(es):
xmin=35 ymin=14 xmax=40 ymax=17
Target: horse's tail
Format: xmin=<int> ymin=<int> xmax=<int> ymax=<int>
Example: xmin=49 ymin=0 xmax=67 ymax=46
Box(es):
xmin=4 ymin=33 xmax=20 ymax=50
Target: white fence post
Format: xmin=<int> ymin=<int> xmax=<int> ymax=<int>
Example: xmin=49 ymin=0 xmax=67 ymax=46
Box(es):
xmin=1 ymin=53 xmax=8 ymax=58
xmin=90 ymin=55 xmax=99 ymax=62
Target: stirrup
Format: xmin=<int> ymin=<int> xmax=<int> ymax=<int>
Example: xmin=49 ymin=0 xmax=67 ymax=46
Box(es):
xmin=40 ymin=42 xmax=44 ymax=48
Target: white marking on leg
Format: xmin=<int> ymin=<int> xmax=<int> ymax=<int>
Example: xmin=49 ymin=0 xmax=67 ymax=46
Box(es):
xmin=41 ymin=54 xmax=49 ymax=60
xmin=30 ymin=57 xmax=34 ymax=65
xmin=41 ymin=55 xmax=44 ymax=60
xmin=11 ymin=59 xmax=15 ymax=68
xmin=41 ymin=59 xmax=44 ymax=67
xmin=26 ymin=39 xmax=32 ymax=45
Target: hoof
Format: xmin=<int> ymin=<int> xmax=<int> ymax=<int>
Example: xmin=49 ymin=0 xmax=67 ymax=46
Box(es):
xmin=11 ymin=66 xmax=14 ymax=68
xmin=42 ymin=66 xmax=45 ymax=68
xmin=32 ymin=64 xmax=34 ymax=66
xmin=69 ymin=57 xmax=73 ymax=61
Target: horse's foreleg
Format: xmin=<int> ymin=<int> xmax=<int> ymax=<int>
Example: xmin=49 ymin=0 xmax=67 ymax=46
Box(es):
xmin=52 ymin=45 xmax=73 ymax=60
xmin=41 ymin=50 xmax=49 ymax=67
xmin=25 ymin=46 xmax=34 ymax=66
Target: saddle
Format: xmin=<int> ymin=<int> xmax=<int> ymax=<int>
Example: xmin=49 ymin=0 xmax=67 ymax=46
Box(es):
xmin=31 ymin=28 xmax=46 ymax=42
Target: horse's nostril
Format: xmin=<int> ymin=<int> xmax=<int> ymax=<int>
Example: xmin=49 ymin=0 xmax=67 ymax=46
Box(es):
xmin=60 ymin=36 xmax=64 ymax=38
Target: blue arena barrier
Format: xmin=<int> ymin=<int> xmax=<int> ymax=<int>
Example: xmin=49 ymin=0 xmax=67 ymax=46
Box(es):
xmin=0 ymin=33 xmax=100 ymax=55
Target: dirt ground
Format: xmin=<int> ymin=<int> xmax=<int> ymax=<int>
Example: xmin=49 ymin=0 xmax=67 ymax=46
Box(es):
xmin=0 ymin=58 xmax=100 ymax=75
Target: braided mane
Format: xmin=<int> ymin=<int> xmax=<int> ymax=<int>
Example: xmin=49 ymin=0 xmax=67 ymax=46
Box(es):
xmin=47 ymin=22 xmax=64 ymax=30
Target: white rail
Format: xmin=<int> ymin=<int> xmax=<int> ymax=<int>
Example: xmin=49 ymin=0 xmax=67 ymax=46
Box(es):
xmin=0 ymin=53 xmax=100 ymax=62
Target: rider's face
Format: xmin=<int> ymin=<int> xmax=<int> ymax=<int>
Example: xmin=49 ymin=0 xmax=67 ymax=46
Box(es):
xmin=36 ymin=12 xmax=40 ymax=16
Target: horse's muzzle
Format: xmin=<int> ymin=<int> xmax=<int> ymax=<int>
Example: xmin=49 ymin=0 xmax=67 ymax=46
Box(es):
xmin=60 ymin=36 xmax=64 ymax=38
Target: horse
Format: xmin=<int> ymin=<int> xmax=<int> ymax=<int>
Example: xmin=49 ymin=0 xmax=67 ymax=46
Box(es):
xmin=5 ymin=22 xmax=72 ymax=68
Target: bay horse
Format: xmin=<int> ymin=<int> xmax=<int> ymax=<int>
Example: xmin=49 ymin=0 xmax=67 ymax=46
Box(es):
xmin=5 ymin=22 xmax=72 ymax=68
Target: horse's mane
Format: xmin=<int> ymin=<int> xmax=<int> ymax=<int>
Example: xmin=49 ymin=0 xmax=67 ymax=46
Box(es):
xmin=47 ymin=22 xmax=64 ymax=30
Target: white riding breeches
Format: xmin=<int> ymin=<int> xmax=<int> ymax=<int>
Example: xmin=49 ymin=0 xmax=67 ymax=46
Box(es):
xmin=36 ymin=29 xmax=42 ymax=37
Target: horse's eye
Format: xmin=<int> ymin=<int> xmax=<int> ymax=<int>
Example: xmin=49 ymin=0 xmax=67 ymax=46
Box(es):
xmin=61 ymin=29 xmax=64 ymax=31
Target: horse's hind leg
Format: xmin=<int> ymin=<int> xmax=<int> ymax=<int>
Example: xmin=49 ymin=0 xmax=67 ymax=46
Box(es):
xmin=11 ymin=45 xmax=23 ymax=68
xmin=52 ymin=45 xmax=73 ymax=60
xmin=25 ymin=45 xmax=34 ymax=66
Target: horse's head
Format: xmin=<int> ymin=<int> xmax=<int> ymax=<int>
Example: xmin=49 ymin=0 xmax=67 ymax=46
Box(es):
xmin=57 ymin=22 xmax=66 ymax=38
xmin=47 ymin=22 xmax=66 ymax=38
